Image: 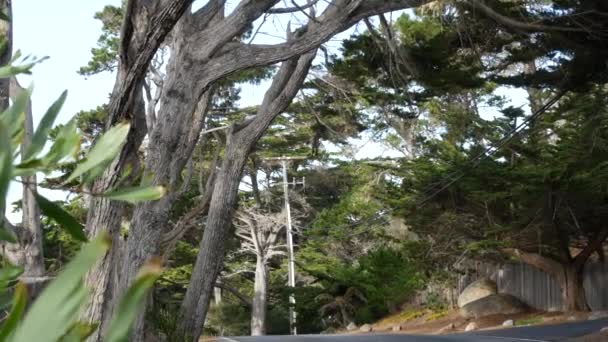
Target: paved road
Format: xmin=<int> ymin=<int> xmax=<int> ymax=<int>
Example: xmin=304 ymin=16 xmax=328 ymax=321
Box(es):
xmin=216 ymin=318 xmax=608 ymax=342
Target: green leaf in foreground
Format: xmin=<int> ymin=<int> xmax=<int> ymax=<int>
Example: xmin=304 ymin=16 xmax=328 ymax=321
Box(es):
xmin=25 ymin=90 xmax=68 ymax=160
xmin=0 ymin=64 xmax=33 ymax=78
xmin=104 ymin=258 xmax=162 ymax=342
xmin=34 ymin=193 xmax=87 ymax=242
xmin=43 ymin=119 xmax=80 ymax=165
xmin=103 ymin=185 xmax=166 ymax=203
xmin=0 ymin=84 xmax=30 ymax=141
xmin=0 ymin=121 xmax=12 ymax=214
xmin=0 ymin=282 xmax=27 ymax=341
xmin=0 ymin=265 xmax=23 ymax=290
xmin=12 ymin=234 xmax=110 ymax=342
xmin=59 ymin=322 xmax=99 ymax=342
xmin=0 ymin=226 xmax=16 ymax=243
xmin=67 ymin=122 xmax=130 ymax=183
xmin=0 ymin=53 xmax=48 ymax=78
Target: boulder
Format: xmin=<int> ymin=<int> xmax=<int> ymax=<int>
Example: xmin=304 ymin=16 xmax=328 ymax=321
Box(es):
xmin=359 ymin=324 xmax=372 ymax=332
xmin=346 ymin=322 xmax=358 ymax=331
xmin=391 ymin=324 xmax=402 ymax=332
xmin=460 ymin=294 xmax=527 ymax=319
xmin=601 ymin=327 xmax=608 ymax=333
xmin=502 ymin=319 xmax=514 ymax=327
xmin=458 ymin=278 xmax=497 ymax=308
xmin=465 ymin=322 xmax=478 ymax=332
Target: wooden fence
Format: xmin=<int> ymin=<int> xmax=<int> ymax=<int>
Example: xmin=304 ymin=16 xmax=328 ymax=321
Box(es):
xmin=457 ymin=260 xmax=608 ymax=312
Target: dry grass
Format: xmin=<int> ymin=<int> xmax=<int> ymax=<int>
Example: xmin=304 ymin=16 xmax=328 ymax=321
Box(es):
xmin=375 ymin=308 xmax=429 ymax=326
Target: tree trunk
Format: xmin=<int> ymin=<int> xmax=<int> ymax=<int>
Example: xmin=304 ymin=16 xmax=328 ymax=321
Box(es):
xmin=0 ymin=3 xmax=46 ymax=295
xmin=14 ymin=77 xmax=45 ymax=296
xmin=0 ymin=0 xmax=11 ymax=227
xmin=178 ymin=138 xmax=250 ymax=340
xmin=251 ymin=256 xmax=268 ymax=336
xmin=81 ymin=79 xmax=146 ymax=342
xmin=79 ymin=2 xmax=195 ymax=339
xmin=177 ymin=48 xmax=317 ymax=340
xmin=120 ymin=55 xmax=214 ymax=342
xmin=561 ymin=264 xmax=588 ymax=312
xmin=213 ymin=287 xmax=222 ymax=306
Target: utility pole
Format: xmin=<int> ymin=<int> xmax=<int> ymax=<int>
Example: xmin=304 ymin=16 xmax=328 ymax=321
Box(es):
xmin=263 ymin=156 xmax=305 ymax=335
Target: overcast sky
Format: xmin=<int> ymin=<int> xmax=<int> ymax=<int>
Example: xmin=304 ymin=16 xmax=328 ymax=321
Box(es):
xmin=6 ymin=1 xmax=121 ymax=221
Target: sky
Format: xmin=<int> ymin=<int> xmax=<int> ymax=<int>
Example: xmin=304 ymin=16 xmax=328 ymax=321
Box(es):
xmin=6 ymin=0 xmax=121 ymax=220
xmin=4 ymin=1 xmax=529 ymax=222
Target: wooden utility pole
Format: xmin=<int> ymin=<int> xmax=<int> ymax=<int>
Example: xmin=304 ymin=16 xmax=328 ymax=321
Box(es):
xmin=263 ymin=156 xmax=305 ymax=335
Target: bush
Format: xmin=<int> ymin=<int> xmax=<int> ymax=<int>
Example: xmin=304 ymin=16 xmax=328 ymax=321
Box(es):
xmin=204 ymin=303 xmax=250 ymax=336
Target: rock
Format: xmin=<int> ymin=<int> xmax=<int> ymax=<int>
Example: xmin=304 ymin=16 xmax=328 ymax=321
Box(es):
xmin=322 ymin=327 xmax=336 ymax=334
xmin=589 ymin=311 xmax=608 ymax=320
xmin=392 ymin=324 xmax=402 ymax=332
xmin=460 ymin=294 xmax=527 ymax=319
xmin=359 ymin=324 xmax=372 ymax=332
xmin=458 ymin=278 xmax=497 ymax=308
xmin=601 ymin=326 xmax=608 ymax=332
xmin=346 ymin=322 xmax=358 ymax=331
xmin=435 ymin=323 xmax=455 ymax=334
xmin=465 ymin=322 xmax=478 ymax=332
xmin=568 ymin=315 xmax=578 ymax=321
xmin=502 ymin=319 xmax=514 ymax=327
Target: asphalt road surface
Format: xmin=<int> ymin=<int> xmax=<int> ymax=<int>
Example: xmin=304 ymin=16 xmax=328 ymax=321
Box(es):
xmin=215 ymin=318 xmax=608 ymax=342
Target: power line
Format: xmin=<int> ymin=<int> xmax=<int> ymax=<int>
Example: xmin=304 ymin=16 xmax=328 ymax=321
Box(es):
xmin=415 ymin=88 xmax=568 ymax=207
xmin=319 ymin=88 xmax=568 ymax=230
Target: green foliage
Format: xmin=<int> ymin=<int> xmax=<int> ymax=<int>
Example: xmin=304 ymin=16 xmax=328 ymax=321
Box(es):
xmin=0 ymin=282 xmax=26 ymax=340
xmin=25 ymin=90 xmax=67 ymax=160
xmin=204 ymin=303 xmax=251 ymax=337
xmin=78 ymin=4 xmax=122 ymax=76
xmin=0 ymin=55 xmax=165 ymax=341
xmin=35 ymin=194 xmax=87 ymax=242
xmin=42 ymin=217 xmax=82 ymax=273
xmin=67 ymin=122 xmax=130 ymax=183
xmin=105 ymin=260 xmax=162 ymax=342
xmin=515 ymin=316 xmax=543 ymax=326
xmin=335 ymin=247 xmax=424 ymax=322
xmin=12 ymin=235 xmax=110 ymax=342
xmin=102 ymin=185 xmax=166 ymax=203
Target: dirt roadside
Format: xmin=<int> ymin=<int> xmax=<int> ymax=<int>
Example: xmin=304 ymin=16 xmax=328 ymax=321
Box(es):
xmin=344 ymin=309 xmax=604 ymax=336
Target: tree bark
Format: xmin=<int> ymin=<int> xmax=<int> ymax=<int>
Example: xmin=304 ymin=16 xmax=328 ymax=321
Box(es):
xmin=562 ymin=263 xmax=588 ymax=312
xmin=177 ymin=47 xmax=317 ymax=341
xmin=0 ymin=0 xmax=10 ymax=109
xmin=81 ymin=76 xmax=147 ymax=342
xmin=119 ymin=25 xmax=216 ymax=338
xmin=0 ymin=0 xmax=11 ymax=230
xmin=13 ymin=78 xmax=45 ymax=295
xmin=80 ymin=1 xmax=195 ymax=340
xmin=251 ymin=256 xmax=268 ymax=336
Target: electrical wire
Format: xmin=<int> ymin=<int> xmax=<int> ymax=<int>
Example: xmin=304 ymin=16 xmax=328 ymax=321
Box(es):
xmin=415 ymin=87 xmax=568 ymax=207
